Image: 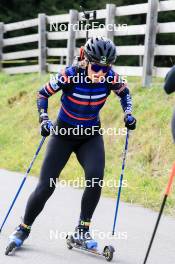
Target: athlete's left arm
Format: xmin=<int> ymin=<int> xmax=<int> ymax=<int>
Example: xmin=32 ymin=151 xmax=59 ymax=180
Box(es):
xmin=164 ymin=66 xmax=175 ymax=94
xmin=109 ymin=73 xmax=132 ymax=115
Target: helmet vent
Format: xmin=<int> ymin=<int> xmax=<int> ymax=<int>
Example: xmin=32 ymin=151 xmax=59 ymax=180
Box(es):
xmin=98 ymin=45 xmax=103 ymax=56
xmin=106 ymin=47 xmax=112 ymax=58
xmin=87 ymin=44 xmax=91 ymax=51
xmin=92 ymin=46 xmax=96 ymax=54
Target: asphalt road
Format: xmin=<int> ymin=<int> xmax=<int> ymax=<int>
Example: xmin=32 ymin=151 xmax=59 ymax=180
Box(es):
xmin=0 ymin=169 xmax=175 ymax=264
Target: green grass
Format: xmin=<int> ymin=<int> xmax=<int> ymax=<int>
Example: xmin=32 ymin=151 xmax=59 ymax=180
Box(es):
xmin=0 ymin=73 xmax=175 ymax=216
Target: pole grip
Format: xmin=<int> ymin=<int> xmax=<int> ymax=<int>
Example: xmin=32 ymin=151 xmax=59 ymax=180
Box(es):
xmin=165 ymin=162 xmax=175 ymax=195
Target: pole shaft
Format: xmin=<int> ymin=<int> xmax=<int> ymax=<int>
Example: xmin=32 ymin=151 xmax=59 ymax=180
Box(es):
xmin=143 ymin=161 xmax=175 ymax=263
xmin=143 ymin=195 xmax=167 ymax=264
xmin=112 ymin=130 xmax=129 ymax=235
xmin=0 ymin=137 xmax=46 ymax=233
xmin=165 ymin=162 xmax=175 ymax=195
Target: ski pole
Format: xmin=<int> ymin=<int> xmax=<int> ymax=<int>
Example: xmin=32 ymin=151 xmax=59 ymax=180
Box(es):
xmin=112 ymin=129 xmax=130 ymax=235
xmin=143 ymin=161 xmax=175 ymax=264
xmin=0 ymin=136 xmax=46 ymax=233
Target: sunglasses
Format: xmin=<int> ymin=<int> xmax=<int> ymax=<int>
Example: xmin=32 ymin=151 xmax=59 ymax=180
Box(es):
xmin=91 ymin=63 xmax=111 ymax=73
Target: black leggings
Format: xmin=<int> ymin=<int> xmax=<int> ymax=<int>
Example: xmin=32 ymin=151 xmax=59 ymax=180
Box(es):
xmin=23 ymin=134 xmax=105 ymax=226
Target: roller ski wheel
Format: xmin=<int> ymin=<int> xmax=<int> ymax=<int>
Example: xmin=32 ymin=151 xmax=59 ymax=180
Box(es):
xmin=66 ymin=235 xmax=74 ymax=250
xmin=5 ymin=224 xmax=31 ymax=256
xmin=5 ymin=242 xmax=16 ymax=256
xmin=66 ymin=235 xmax=115 ymax=262
xmin=103 ymin=245 xmax=115 ymax=262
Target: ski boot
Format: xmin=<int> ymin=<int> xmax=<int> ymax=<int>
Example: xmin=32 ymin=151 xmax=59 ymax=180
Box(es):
xmin=5 ymin=223 xmax=31 ymax=255
xmin=71 ymin=220 xmax=97 ymax=250
xmin=66 ymin=220 xmax=115 ymax=261
xmin=74 ymin=226 xmax=97 ymax=249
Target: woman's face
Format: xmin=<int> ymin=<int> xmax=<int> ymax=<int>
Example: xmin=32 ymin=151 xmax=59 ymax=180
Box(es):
xmin=87 ymin=63 xmax=111 ymax=83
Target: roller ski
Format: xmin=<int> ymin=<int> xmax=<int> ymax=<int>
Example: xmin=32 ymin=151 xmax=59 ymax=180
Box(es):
xmin=66 ymin=221 xmax=115 ymax=262
xmin=5 ymin=223 xmax=31 ymax=255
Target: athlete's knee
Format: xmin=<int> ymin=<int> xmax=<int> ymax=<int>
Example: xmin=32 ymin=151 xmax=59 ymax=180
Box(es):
xmin=85 ymin=176 xmax=104 ymax=191
xmin=85 ymin=167 xmax=104 ymax=185
xmin=34 ymin=181 xmax=55 ymax=199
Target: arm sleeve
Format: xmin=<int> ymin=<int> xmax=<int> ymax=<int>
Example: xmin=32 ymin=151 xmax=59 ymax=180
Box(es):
xmin=37 ymin=67 xmax=75 ymax=115
xmin=110 ymin=73 xmax=132 ymax=114
xmin=164 ymin=66 xmax=175 ymax=94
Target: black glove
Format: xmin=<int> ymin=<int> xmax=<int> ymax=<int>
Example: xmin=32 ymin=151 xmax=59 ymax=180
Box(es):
xmin=124 ymin=114 xmax=137 ymax=130
xmin=40 ymin=113 xmax=53 ymax=137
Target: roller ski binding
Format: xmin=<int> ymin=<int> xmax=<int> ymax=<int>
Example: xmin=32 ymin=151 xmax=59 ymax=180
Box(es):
xmin=66 ymin=221 xmax=115 ymax=262
xmin=5 ymin=223 xmax=31 ymax=255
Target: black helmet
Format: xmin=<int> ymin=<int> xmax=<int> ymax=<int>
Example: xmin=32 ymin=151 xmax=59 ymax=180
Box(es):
xmin=84 ymin=36 xmax=117 ymax=65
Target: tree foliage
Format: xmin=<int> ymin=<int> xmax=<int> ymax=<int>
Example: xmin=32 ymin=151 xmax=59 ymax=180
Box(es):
xmin=0 ymin=0 xmax=174 ymax=67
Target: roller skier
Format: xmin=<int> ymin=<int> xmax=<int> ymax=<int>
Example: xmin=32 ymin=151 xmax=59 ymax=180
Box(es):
xmin=5 ymin=37 xmax=136 ymax=258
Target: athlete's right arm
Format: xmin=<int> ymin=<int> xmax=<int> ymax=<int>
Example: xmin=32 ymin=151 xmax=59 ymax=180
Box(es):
xmin=37 ymin=66 xmax=77 ymax=120
xmin=37 ymin=70 xmax=67 ymax=118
